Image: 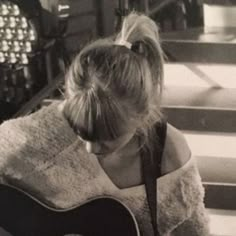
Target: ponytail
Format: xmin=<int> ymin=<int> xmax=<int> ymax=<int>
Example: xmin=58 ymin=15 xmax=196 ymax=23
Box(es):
xmin=115 ymin=12 xmax=164 ymax=95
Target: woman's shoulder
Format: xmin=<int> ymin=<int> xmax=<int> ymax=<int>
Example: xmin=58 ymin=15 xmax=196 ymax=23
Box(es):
xmin=0 ymin=101 xmax=77 ymax=161
xmin=1 ymin=101 xmax=72 ymax=132
xmin=161 ymin=123 xmax=191 ymax=175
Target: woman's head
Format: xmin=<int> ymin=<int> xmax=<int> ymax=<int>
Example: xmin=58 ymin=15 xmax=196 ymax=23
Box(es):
xmin=63 ymin=12 xmax=164 ymax=145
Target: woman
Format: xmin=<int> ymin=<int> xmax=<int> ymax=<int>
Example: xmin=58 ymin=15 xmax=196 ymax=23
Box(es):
xmin=0 ymin=13 xmax=209 ymax=235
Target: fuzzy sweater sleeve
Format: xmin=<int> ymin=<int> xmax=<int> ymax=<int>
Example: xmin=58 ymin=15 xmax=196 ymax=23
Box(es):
xmin=170 ymin=165 xmax=210 ymax=236
xmin=0 ymin=101 xmax=77 ymax=184
xmin=171 ymin=200 xmax=210 ymax=236
xmin=157 ymin=155 xmax=210 ymax=236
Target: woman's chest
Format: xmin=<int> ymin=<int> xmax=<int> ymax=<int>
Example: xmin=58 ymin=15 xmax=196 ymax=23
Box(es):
xmin=97 ymin=151 xmax=144 ymax=189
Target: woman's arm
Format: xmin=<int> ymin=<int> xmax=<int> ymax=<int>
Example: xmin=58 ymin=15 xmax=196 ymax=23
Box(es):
xmin=161 ymin=124 xmax=210 ymax=235
xmin=172 ymin=201 xmax=210 ymax=236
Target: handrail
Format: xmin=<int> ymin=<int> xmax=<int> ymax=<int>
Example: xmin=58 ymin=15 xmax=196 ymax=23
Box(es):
xmin=148 ymin=0 xmax=178 ymax=17
xmin=13 ymin=73 xmax=64 ymax=118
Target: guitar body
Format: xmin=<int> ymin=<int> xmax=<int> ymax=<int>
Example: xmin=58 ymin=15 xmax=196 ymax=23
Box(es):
xmin=0 ymin=184 xmax=140 ymax=236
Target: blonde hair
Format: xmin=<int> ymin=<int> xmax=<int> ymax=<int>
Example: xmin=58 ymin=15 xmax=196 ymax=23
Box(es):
xmin=63 ymin=12 xmax=164 ymax=144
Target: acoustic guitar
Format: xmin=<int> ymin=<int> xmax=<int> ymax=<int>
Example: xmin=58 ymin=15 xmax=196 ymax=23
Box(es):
xmin=0 ymin=184 xmax=140 ymax=236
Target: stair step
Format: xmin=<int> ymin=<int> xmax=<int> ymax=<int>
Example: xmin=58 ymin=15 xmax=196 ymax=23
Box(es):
xmin=183 ymin=131 xmax=236 ymax=183
xmin=163 ymin=86 xmax=236 ymax=109
xmin=163 ymin=106 xmax=236 ymax=133
xmin=184 ymin=131 xmax=236 ymax=160
xmin=198 ymin=156 xmax=236 ymax=183
xmin=204 ymin=183 xmax=236 ymax=210
xmin=163 ymin=63 xmax=236 ymax=109
xmin=161 ymin=27 xmax=236 ymax=63
xmin=203 ymin=1 xmax=236 ymax=28
xmin=207 ymin=208 xmax=236 ymax=236
xmin=203 ymin=0 xmax=235 ymax=5
xmin=164 ymin=63 xmax=236 ymax=89
xmin=162 ymin=63 xmax=236 ymax=132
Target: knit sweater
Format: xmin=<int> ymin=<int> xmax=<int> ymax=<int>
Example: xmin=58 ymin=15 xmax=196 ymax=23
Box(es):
xmin=0 ymin=102 xmax=210 ymax=236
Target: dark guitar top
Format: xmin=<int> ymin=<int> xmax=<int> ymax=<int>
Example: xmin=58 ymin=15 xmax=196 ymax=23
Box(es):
xmin=0 ymin=184 xmax=140 ymax=236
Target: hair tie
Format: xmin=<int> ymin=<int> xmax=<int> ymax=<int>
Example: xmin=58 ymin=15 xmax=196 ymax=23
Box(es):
xmin=115 ymin=39 xmax=132 ymax=49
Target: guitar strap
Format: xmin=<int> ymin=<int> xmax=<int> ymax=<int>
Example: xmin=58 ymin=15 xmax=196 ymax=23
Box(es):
xmin=140 ymin=121 xmax=167 ymax=236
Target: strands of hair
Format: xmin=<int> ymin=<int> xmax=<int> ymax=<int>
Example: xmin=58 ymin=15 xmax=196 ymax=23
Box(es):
xmin=63 ymin=12 xmax=164 ymax=145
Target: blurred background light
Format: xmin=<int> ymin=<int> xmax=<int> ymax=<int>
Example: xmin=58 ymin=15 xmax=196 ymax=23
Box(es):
xmin=0 ymin=0 xmax=80 ymax=122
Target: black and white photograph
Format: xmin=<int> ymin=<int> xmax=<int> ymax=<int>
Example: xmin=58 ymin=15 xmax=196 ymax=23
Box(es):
xmin=0 ymin=0 xmax=235 ymax=235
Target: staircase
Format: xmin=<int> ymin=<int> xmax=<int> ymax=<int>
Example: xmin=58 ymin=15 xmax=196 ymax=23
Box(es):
xmin=161 ymin=27 xmax=236 ymax=64
xmin=161 ymin=63 xmax=236 ymax=235
xmin=161 ymin=1 xmax=236 ymax=235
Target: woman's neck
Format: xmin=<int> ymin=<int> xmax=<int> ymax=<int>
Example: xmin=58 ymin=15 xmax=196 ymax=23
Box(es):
xmin=97 ymin=135 xmax=140 ymax=170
